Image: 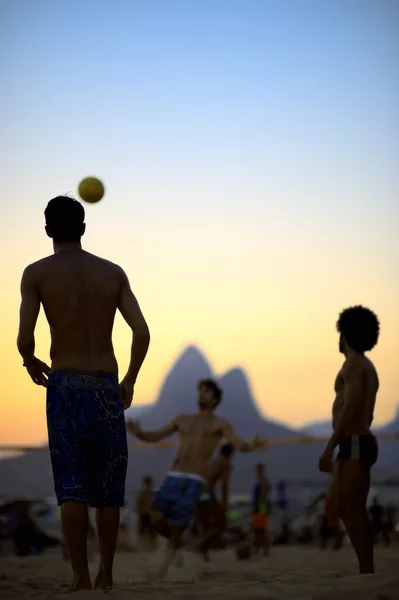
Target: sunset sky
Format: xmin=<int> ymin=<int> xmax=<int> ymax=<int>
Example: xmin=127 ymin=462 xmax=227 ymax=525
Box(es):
xmin=1 ymin=0 xmax=398 ymax=445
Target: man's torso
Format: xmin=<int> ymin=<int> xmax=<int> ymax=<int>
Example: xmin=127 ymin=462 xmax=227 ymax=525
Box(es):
xmin=332 ymin=355 xmax=378 ymax=436
xmin=30 ymin=250 xmax=123 ymax=371
xmin=170 ymin=414 xmax=225 ymax=478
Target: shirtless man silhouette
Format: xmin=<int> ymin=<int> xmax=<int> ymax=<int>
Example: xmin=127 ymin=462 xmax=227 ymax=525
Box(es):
xmin=319 ymin=305 xmax=380 ymax=574
xmin=127 ymin=379 xmax=263 ymax=578
xmin=17 ymin=196 xmax=150 ymax=591
xmin=195 ymin=443 xmax=234 ymax=560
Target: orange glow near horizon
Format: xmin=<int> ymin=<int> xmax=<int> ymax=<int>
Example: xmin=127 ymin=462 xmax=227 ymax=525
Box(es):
xmin=1 ymin=214 xmax=398 ymax=445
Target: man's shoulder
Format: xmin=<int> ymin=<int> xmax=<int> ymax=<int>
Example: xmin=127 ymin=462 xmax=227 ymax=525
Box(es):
xmin=22 ymin=256 xmax=54 ymax=278
xmin=215 ymin=416 xmax=230 ymax=428
xmin=85 ymin=252 xmax=125 ymax=273
xmin=343 ymin=355 xmax=373 ymax=377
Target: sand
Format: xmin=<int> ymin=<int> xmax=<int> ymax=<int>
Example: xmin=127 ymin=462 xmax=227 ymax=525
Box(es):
xmin=1 ymin=546 xmax=398 ymax=600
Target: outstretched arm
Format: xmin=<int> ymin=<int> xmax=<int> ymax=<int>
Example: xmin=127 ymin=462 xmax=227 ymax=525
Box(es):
xmin=219 ymin=420 xmax=263 ymax=452
xmin=127 ymin=418 xmax=178 ymax=443
xmin=17 ymin=266 xmax=41 ymax=365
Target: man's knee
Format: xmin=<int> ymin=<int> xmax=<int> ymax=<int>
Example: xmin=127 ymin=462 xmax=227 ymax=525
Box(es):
xmin=150 ymin=510 xmax=171 ymax=538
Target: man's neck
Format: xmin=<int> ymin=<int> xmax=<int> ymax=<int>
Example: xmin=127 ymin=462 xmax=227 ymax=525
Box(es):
xmin=197 ymin=408 xmax=214 ymax=417
xmin=53 ymin=241 xmax=82 ymax=253
xmin=344 ymin=347 xmax=363 ymax=359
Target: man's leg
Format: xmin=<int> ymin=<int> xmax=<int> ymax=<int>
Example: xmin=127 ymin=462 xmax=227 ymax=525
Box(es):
xmin=94 ymin=507 xmax=120 ymax=590
xmin=61 ymin=502 xmax=91 ymax=591
xmin=195 ymin=502 xmax=225 ymax=561
xmin=92 ymin=372 xmax=129 ymax=590
xmin=263 ymin=524 xmax=270 ymax=556
xmin=337 ymin=460 xmax=374 ymax=574
xmin=47 ymin=373 xmax=94 ymax=589
xmin=157 ymin=523 xmax=184 ymax=579
xmin=151 ymin=509 xmax=172 ymax=538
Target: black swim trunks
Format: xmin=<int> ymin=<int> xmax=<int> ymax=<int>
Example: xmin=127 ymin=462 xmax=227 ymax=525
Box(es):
xmin=336 ymin=434 xmax=378 ymax=468
xmin=46 ymin=371 xmax=128 ymax=507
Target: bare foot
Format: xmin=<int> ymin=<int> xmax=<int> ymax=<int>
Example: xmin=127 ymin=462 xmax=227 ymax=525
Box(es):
xmin=66 ymin=576 xmax=91 ymax=593
xmin=94 ymin=569 xmax=113 ymax=590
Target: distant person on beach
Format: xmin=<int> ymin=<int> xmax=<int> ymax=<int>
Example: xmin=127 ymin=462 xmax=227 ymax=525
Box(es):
xmin=369 ymin=497 xmax=389 ymax=545
xmin=136 ymin=476 xmax=156 ymax=549
xmin=320 ymin=491 xmax=344 ymax=551
xmin=385 ymin=504 xmax=397 ymax=546
xmin=127 ymin=379 xmax=263 ymax=579
xmin=17 ymin=196 xmax=150 ymax=591
xmin=251 ymin=463 xmax=271 ymax=556
xmin=319 ymin=306 xmax=380 ymax=574
xmin=195 ymin=443 xmax=235 ymax=561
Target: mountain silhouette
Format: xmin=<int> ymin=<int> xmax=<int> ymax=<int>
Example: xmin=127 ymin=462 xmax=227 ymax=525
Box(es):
xmin=0 ymin=349 xmax=398 ymax=499
xmin=140 ymin=345 xmax=212 ymax=429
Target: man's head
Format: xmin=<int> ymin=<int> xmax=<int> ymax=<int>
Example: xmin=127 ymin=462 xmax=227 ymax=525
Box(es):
xmin=255 ymin=463 xmax=265 ymax=479
xmin=143 ymin=476 xmax=152 ymax=488
xmin=337 ymin=305 xmax=380 ymax=355
xmin=45 ymin=196 xmax=86 ymax=243
xmin=197 ymin=379 xmax=223 ymax=411
xmin=219 ymin=443 xmax=234 ymax=459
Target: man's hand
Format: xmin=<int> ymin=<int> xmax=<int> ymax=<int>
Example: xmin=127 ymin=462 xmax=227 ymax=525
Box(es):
xmin=26 ymin=358 xmax=50 ymax=387
xmin=126 ymin=419 xmax=141 ymax=437
xmin=250 ymin=435 xmax=265 ymax=451
xmin=319 ymin=448 xmax=334 ymax=473
xmin=120 ymin=377 xmax=135 ymax=410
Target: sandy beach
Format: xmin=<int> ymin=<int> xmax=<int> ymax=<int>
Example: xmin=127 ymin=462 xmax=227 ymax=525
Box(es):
xmin=1 ymin=546 xmax=398 ymax=600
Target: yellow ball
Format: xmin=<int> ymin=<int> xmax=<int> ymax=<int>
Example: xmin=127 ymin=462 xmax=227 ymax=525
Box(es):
xmin=78 ymin=177 xmax=105 ymax=204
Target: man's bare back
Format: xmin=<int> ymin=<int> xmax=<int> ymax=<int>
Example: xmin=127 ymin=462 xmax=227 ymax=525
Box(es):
xmin=18 ymin=246 xmax=149 ymax=406
xmin=25 ymin=250 xmax=124 ymax=372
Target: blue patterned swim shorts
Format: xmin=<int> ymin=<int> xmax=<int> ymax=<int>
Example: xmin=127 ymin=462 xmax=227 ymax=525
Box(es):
xmin=152 ymin=471 xmax=204 ymax=530
xmin=46 ymin=371 xmax=128 ymax=507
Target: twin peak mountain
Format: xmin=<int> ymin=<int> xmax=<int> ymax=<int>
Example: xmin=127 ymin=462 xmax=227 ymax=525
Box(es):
xmin=129 ymin=345 xmax=295 ymax=439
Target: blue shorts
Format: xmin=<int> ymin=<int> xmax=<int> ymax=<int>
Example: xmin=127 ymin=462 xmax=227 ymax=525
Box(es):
xmin=152 ymin=472 xmax=204 ymax=530
xmin=46 ymin=371 xmax=128 ymax=507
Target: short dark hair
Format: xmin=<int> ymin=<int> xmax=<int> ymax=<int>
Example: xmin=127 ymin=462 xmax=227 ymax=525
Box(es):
xmin=45 ymin=196 xmax=85 ymax=243
xmin=219 ymin=444 xmax=234 ymax=458
xmin=198 ymin=378 xmax=223 ymax=405
xmin=256 ymin=463 xmax=265 ymax=472
xmin=143 ymin=476 xmax=152 ymax=486
xmin=336 ymin=305 xmax=380 ymax=353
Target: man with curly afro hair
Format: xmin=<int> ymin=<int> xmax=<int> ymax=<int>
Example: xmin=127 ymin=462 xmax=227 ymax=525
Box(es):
xmin=319 ymin=305 xmax=380 ymax=575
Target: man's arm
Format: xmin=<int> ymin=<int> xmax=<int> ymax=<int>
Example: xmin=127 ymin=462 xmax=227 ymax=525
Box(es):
xmin=118 ymin=269 xmax=150 ymax=383
xmin=127 ymin=417 xmax=178 ymax=443
xmin=219 ymin=420 xmax=262 ymax=452
xmin=17 ymin=266 xmax=41 ymax=365
xmin=326 ymin=361 xmax=365 ymax=453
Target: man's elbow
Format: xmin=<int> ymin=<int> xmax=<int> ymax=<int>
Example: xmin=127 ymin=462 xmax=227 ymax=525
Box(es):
xmin=134 ymin=322 xmax=150 ymax=339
